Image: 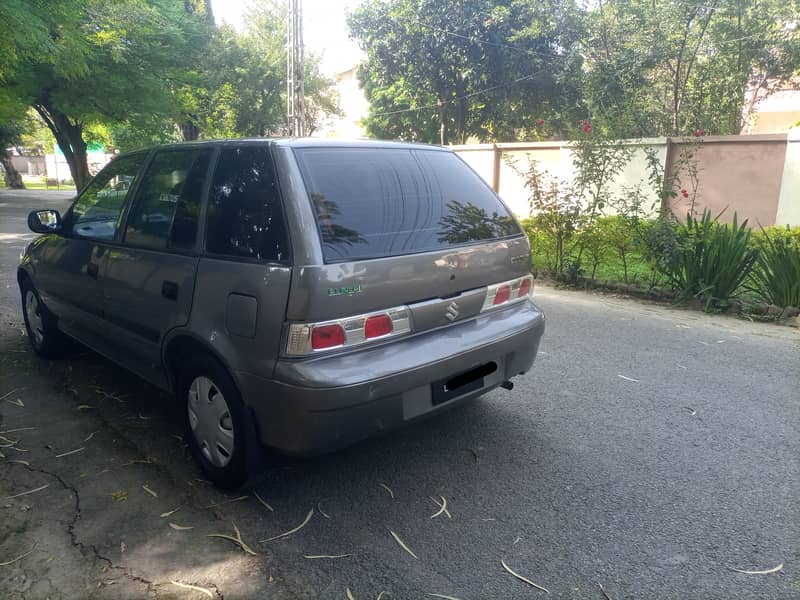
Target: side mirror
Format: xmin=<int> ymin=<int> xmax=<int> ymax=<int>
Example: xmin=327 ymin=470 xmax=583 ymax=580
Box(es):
xmin=28 ymin=209 xmax=62 ymax=234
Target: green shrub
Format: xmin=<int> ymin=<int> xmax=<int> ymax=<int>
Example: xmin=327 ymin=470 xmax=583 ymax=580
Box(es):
xmin=748 ymin=227 xmax=800 ymax=308
xmin=650 ymin=209 xmax=758 ymax=311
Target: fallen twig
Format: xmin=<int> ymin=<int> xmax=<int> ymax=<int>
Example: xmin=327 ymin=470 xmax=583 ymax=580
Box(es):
xmin=55 ymin=447 xmax=85 ymax=458
xmin=6 ymin=484 xmax=49 ymax=499
xmin=142 ymin=485 xmax=158 ymax=498
xmin=389 ymin=529 xmax=418 ymax=559
xmin=303 ymin=553 xmax=352 ymax=559
xmin=160 ymin=507 xmax=180 ymax=518
xmin=207 ymin=523 xmax=257 ymax=556
xmin=728 ymin=563 xmax=783 ymax=575
xmin=346 ymin=587 xmax=356 ymax=600
xmin=169 ymin=523 xmax=194 ymax=531
xmin=8 ymin=398 xmax=24 ymax=407
xmin=430 ymin=496 xmax=452 ymax=519
xmin=260 ymin=508 xmax=314 ymax=542
xmin=83 ymin=431 xmax=98 ymax=442
xmin=427 ymin=594 xmax=465 ymax=600
xmin=681 ymin=407 xmax=697 ymax=416
xmin=378 ymin=483 xmax=395 ymax=499
xmin=617 ymin=374 xmax=639 ymax=383
xmin=599 ymin=583 xmax=613 ymax=600
xmin=317 ymin=499 xmax=331 ymax=519
xmin=501 ymin=559 xmax=549 ymax=593
xmin=169 ymin=581 xmax=214 ymax=598
xmin=0 ymin=545 xmax=37 ymax=567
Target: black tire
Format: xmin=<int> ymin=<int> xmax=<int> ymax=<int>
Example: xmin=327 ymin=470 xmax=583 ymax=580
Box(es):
xmin=20 ymin=278 xmax=67 ymax=359
xmin=177 ymin=353 xmax=255 ymax=489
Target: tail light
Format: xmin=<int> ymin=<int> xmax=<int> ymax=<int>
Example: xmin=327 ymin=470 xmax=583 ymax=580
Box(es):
xmin=287 ymin=307 xmax=411 ymax=356
xmin=311 ymin=324 xmax=346 ymax=350
xmin=482 ymin=275 xmax=533 ymax=312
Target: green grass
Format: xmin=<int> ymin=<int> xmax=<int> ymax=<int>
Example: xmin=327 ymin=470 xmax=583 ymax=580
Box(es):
xmin=532 ymin=250 xmax=661 ymax=286
xmin=0 ymin=181 xmax=73 ymax=191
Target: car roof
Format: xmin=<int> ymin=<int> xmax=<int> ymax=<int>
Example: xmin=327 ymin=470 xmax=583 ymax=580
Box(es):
xmin=121 ymin=138 xmax=449 ymax=156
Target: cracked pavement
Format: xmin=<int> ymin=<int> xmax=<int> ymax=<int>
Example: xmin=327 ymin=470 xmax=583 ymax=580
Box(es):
xmin=1 ymin=189 xmax=799 ymax=599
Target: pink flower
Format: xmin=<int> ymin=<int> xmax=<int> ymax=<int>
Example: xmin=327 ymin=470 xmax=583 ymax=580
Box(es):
xmin=693 ymin=129 xmax=705 ymax=137
xmin=536 ymin=118 xmax=545 ymax=126
xmin=582 ymin=121 xmax=592 ymax=133
xmin=681 ymin=189 xmax=689 ymax=198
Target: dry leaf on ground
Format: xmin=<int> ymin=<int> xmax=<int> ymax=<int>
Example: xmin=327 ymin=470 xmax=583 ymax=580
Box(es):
xmin=728 ymin=563 xmax=783 ymax=575
xmin=389 ymin=529 xmax=418 ymax=559
xmin=55 ymin=447 xmax=84 ymax=458
xmin=169 ymin=581 xmax=214 ymax=598
xmin=207 ymin=523 xmax=257 ymax=556
xmin=254 ymin=491 xmax=274 ymax=512
xmin=430 ymin=496 xmax=452 ymax=519
xmin=501 ymin=559 xmax=550 ymax=593
xmin=0 ymin=545 xmax=37 ymax=567
xmin=259 ymin=508 xmax=314 ymax=542
xmin=6 ymin=484 xmax=49 ymax=499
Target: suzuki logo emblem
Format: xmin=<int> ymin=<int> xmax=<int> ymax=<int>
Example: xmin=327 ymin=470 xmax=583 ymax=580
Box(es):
xmin=445 ymin=301 xmax=460 ymax=322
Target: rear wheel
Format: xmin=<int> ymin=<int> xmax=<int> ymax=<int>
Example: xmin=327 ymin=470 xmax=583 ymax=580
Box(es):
xmin=178 ymin=354 xmax=253 ymax=489
xmin=20 ymin=279 xmax=67 ymax=358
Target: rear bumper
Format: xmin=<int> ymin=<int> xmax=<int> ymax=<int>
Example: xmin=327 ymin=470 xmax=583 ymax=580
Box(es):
xmin=236 ymin=299 xmax=545 ymax=455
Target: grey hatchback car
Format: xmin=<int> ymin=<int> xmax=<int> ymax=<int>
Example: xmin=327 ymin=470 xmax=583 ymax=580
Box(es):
xmin=18 ymin=139 xmax=545 ymax=488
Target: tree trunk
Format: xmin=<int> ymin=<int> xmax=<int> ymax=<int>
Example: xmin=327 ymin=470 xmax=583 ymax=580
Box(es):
xmin=437 ymin=97 xmax=448 ymax=146
xmin=33 ymin=99 xmax=90 ymax=190
xmin=0 ymin=152 xmax=25 ymax=189
xmin=180 ymin=121 xmax=200 ymax=141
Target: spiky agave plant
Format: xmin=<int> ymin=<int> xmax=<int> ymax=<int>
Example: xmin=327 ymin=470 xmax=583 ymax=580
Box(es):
xmin=749 ymin=227 xmax=800 ymax=309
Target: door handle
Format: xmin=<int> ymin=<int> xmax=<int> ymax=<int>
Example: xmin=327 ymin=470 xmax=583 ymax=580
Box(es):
xmin=87 ymin=263 xmax=99 ymax=279
xmin=161 ymin=280 xmax=179 ymax=300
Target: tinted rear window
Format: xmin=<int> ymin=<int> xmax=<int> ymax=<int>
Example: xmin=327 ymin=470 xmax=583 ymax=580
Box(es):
xmin=294 ymin=148 xmax=521 ymax=262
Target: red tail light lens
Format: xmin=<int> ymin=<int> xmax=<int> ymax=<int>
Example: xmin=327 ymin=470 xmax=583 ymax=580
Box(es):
xmin=518 ymin=278 xmax=531 ymax=297
xmin=311 ymin=324 xmax=346 ymax=349
xmin=493 ymin=285 xmax=511 ymax=305
xmin=365 ymin=314 xmax=393 ymax=338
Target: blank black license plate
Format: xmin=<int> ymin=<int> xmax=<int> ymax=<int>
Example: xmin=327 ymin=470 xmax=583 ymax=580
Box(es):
xmin=431 ymin=361 xmax=498 ymax=406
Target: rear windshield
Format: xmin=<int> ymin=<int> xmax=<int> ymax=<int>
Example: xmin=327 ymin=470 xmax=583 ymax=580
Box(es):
xmin=294 ymin=147 xmax=521 ymax=262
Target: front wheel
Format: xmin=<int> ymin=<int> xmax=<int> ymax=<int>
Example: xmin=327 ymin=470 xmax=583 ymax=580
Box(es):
xmin=20 ymin=279 xmax=67 ymax=359
xmin=178 ymin=354 xmax=253 ymax=489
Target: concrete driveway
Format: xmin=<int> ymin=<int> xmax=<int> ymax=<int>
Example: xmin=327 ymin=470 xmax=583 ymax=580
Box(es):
xmin=1 ymin=189 xmax=798 ymax=599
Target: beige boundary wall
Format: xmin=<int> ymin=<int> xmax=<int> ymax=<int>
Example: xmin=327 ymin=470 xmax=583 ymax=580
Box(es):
xmin=453 ymin=133 xmax=799 ymax=227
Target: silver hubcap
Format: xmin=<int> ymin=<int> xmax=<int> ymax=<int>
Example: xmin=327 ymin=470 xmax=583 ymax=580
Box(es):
xmin=187 ymin=376 xmax=234 ymax=468
xmin=25 ymin=291 xmax=44 ymax=345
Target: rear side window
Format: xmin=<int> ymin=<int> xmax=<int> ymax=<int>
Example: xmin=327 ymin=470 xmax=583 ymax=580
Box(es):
xmin=124 ymin=149 xmax=212 ymax=250
xmin=65 ymin=154 xmax=146 ymax=240
xmin=294 ymin=148 xmax=521 ymax=262
xmin=205 ymin=146 xmax=289 ymax=262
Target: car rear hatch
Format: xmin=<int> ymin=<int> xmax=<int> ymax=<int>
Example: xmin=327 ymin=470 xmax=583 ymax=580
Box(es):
xmin=283 ymin=144 xmax=533 ymax=354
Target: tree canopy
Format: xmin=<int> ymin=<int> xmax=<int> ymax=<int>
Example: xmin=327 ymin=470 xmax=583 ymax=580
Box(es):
xmin=349 ymin=0 xmax=800 ymax=141
xmin=1 ymin=0 xmax=338 ymax=190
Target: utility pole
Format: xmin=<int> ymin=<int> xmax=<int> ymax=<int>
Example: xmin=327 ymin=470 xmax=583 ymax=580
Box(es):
xmin=287 ymin=0 xmax=305 ymax=137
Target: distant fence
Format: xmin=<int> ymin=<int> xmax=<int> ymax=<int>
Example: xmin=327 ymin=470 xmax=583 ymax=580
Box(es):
xmin=453 ymin=130 xmax=800 ymax=227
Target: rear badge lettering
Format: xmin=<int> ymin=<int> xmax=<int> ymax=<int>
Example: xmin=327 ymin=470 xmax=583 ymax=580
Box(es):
xmin=328 ymin=285 xmax=363 ymax=297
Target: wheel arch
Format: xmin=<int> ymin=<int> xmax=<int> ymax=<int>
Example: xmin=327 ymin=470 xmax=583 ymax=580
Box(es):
xmin=162 ymin=331 xmax=240 ymax=394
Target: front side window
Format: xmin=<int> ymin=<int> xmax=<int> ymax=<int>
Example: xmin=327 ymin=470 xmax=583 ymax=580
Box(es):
xmin=205 ymin=146 xmax=289 ymax=262
xmin=124 ymin=149 xmax=212 ymax=250
xmin=65 ymin=154 xmax=146 ymax=240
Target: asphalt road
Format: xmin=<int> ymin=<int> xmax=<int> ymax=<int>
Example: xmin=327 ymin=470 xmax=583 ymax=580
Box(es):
xmin=1 ymin=189 xmax=798 ymax=599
